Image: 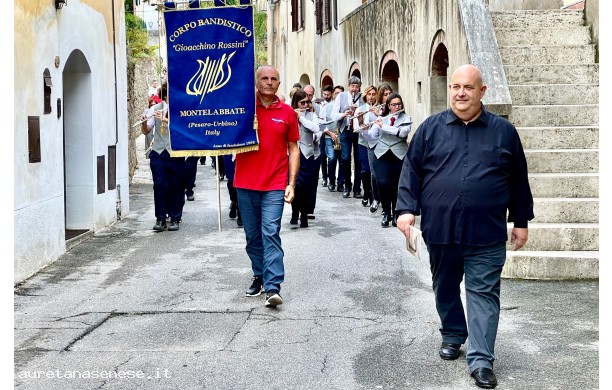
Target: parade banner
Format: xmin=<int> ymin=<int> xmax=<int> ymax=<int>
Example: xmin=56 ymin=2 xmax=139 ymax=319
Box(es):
xmin=163 ymin=3 xmax=258 ymax=156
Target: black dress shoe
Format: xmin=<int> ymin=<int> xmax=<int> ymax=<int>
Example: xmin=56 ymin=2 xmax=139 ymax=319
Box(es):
xmin=321 ymin=179 xmax=328 ymax=187
xmin=236 ymin=210 xmax=243 ymax=228
xmin=392 ymin=214 xmax=397 ymax=227
xmin=471 ymin=367 xmax=497 ymax=389
xmin=439 ymin=343 xmax=461 ymax=360
xmin=381 ymin=213 xmax=391 ymax=227
xmin=353 ymin=191 xmax=362 ymax=198
xmin=336 ymin=185 xmax=344 ymax=192
xmin=361 ymin=198 xmax=369 ymax=207
xmin=327 ymin=184 xmax=335 ymax=192
xmin=229 ymin=201 xmax=237 ymax=219
xmin=342 ymin=190 xmax=351 ymax=198
xmin=168 ymin=220 xmax=180 ymax=231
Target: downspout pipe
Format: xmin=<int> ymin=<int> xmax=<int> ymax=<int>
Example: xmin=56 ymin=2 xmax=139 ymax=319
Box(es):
xmin=112 ymin=0 xmax=121 ymax=220
xmin=112 ymin=0 xmax=118 ymax=145
xmin=269 ymin=0 xmax=278 ymax=66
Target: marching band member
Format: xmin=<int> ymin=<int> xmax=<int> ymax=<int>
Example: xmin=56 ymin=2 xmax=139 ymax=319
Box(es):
xmin=352 ymin=85 xmax=379 ymax=209
xmin=367 ymin=92 xmax=412 ymax=227
xmin=362 ymin=84 xmax=393 ymax=215
xmin=141 ymin=82 xmax=187 ymax=232
xmin=289 ymin=89 xmax=323 ymax=228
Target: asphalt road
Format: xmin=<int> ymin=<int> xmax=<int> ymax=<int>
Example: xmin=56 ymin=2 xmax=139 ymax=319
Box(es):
xmin=14 ymin=140 xmax=599 ymax=389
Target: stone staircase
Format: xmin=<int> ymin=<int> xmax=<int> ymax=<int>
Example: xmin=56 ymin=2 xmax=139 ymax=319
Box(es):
xmin=491 ymin=8 xmax=599 ymax=279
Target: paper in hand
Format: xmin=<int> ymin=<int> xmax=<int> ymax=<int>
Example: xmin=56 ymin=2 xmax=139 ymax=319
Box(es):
xmin=406 ymin=225 xmax=425 ymax=260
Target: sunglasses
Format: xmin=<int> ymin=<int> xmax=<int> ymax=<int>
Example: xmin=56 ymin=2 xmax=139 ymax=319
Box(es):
xmin=298 ymin=100 xmax=312 ymax=106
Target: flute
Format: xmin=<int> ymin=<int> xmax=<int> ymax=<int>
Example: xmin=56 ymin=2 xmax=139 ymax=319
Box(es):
xmin=377 ymin=109 xmax=405 ymax=121
xmin=356 ymin=109 xmax=407 ymax=132
xmin=131 ymin=112 xmax=158 ymax=128
xmin=348 ymin=104 xmax=384 ymax=121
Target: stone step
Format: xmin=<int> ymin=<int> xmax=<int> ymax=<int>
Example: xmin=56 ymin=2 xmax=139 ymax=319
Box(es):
xmin=528 ymin=173 xmax=598 ymax=198
xmin=507 ymin=223 xmax=598 ymax=251
xmin=499 ymin=45 xmax=596 ymax=66
xmin=525 ymin=149 xmax=598 ymax=173
xmin=517 ymin=126 xmax=598 ymax=149
xmin=532 ymin=198 xmax=598 ymax=223
xmin=509 ymin=105 xmax=598 ymax=127
xmin=509 ymin=84 xmax=598 ymax=105
xmin=495 ymin=26 xmax=591 ymax=46
xmin=504 ymin=64 xmax=599 ymax=85
xmin=491 ymin=10 xmax=584 ymax=28
xmin=503 ymin=251 xmax=598 ymax=280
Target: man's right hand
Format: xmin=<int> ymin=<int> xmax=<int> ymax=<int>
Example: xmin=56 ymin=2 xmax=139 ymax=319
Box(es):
xmin=397 ymin=214 xmax=415 ymax=239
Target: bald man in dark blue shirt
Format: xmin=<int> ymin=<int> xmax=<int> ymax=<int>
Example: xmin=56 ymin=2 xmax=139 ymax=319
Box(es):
xmin=396 ymin=64 xmax=534 ymax=389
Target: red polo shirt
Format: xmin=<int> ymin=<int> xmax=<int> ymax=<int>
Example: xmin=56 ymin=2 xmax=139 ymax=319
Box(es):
xmin=234 ymin=97 xmax=299 ymax=191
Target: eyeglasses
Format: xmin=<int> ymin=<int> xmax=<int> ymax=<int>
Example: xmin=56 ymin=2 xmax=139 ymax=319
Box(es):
xmin=298 ymin=100 xmax=312 ymax=106
xmin=389 ymin=102 xmax=402 ymax=107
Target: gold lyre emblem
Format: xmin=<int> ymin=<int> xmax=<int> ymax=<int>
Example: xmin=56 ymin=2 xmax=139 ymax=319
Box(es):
xmin=186 ymin=51 xmax=236 ymax=104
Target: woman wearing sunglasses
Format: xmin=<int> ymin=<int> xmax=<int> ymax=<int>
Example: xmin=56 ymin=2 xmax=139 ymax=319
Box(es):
xmin=360 ymin=83 xmax=393 ymax=216
xmin=365 ymin=92 xmax=412 ymax=227
xmin=289 ymin=89 xmax=323 ymax=228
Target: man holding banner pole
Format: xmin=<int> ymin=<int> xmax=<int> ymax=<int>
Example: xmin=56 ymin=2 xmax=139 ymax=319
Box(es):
xmin=234 ymin=65 xmax=300 ymax=308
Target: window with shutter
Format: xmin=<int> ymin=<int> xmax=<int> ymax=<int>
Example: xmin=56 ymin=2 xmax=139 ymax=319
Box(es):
xmin=299 ymin=0 xmax=305 ymax=30
xmin=291 ymin=0 xmax=298 ymax=31
xmin=333 ymin=0 xmax=338 ymax=30
xmin=315 ymin=0 xmax=322 ymax=35
xmin=324 ymin=0 xmax=331 ymax=32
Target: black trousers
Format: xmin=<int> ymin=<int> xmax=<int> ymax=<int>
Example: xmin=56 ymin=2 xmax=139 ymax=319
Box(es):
xmin=372 ymin=150 xmax=403 ymax=215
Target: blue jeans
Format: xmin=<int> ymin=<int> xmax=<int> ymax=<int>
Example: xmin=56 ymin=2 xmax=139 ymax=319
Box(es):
xmin=340 ymin=130 xmax=361 ymax=193
xmin=427 ymin=241 xmax=506 ymax=373
xmin=324 ymin=137 xmax=342 ymax=186
xmin=236 ymin=189 xmax=286 ymax=292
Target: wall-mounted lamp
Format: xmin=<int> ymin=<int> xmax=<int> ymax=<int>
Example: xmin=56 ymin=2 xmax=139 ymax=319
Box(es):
xmin=55 ymin=0 xmax=67 ymax=9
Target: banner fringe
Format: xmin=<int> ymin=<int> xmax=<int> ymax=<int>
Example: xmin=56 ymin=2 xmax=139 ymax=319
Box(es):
xmin=170 ymin=144 xmax=259 ymax=157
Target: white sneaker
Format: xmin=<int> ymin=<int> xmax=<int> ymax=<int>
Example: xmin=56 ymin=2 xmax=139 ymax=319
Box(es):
xmin=369 ymin=200 xmax=379 ymax=215
xmin=265 ymin=291 xmax=283 ymax=307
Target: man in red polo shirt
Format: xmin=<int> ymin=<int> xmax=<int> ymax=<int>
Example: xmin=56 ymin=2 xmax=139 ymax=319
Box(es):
xmin=234 ymin=65 xmax=300 ymax=308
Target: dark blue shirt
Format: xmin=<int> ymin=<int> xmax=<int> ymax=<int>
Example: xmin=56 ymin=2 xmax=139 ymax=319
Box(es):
xmin=396 ymin=106 xmax=534 ymax=246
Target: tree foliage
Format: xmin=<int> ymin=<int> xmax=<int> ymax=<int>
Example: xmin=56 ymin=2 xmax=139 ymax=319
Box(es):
xmin=253 ymin=9 xmax=267 ymax=65
xmin=124 ymin=0 xmax=266 ymax=64
xmin=125 ymin=0 xmax=158 ymax=62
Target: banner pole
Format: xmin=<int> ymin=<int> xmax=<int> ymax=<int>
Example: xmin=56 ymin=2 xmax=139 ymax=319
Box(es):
xmin=216 ymin=155 xmax=222 ymax=232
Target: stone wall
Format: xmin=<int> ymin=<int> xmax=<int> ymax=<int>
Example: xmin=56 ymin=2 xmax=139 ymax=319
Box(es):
xmin=127 ymin=58 xmax=157 ymax=183
xmin=585 ymin=0 xmax=598 ymax=58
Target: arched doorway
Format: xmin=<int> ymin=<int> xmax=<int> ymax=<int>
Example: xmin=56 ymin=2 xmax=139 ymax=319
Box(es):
xmin=320 ymin=69 xmax=333 ymax=90
xmin=379 ymin=51 xmax=399 ymax=93
xmin=63 ymin=49 xmax=94 ymax=239
xmin=348 ymin=62 xmax=361 ymax=83
xmin=298 ymin=73 xmax=311 ymax=88
xmin=429 ymin=30 xmax=449 ymax=115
